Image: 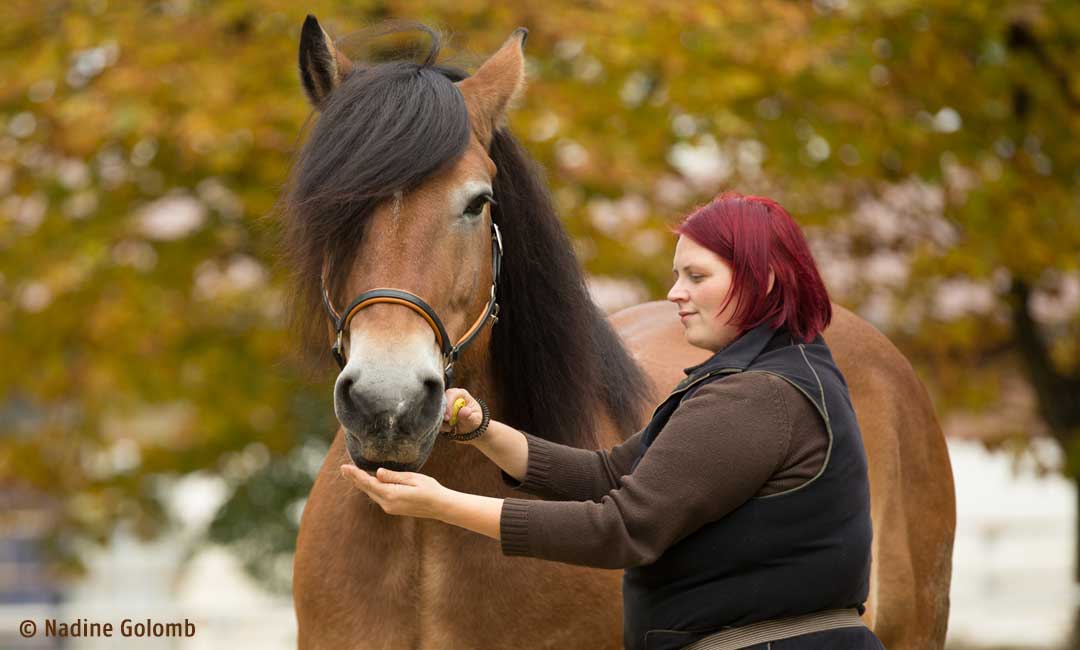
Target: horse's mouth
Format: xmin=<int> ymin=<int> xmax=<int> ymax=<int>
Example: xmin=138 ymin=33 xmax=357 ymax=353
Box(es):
xmin=349 ymin=456 xmax=419 ymax=474
xmin=343 ymin=422 xmax=440 ymax=473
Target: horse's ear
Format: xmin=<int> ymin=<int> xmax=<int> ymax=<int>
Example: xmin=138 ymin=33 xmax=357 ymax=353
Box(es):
xmin=457 ymin=28 xmax=528 ymax=147
xmin=299 ymin=15 xmax=354 ymax=109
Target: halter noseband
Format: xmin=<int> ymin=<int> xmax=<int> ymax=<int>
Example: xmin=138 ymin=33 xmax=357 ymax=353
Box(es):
xmin=320 ymin=220 xmax=503 ymax=388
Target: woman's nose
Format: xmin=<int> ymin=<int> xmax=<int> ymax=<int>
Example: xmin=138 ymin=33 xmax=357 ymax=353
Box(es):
xmin=667 ymin=283 xmax=686 ymax=303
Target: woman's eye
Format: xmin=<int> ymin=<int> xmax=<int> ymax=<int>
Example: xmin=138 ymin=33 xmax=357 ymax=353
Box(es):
xmin=463 ymin=195 xmax=492 ymax=218
xmin=689 ymin=274 xmax=704 ymax=282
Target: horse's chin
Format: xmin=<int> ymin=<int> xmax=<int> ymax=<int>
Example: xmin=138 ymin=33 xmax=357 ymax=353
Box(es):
xmin=344 ymin=423 xmax=440 ymax=473
xmin=348 ymin=454 xmax=429 ymax=473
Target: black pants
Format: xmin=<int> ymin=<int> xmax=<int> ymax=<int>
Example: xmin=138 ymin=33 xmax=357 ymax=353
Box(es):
xmin=740 ymin=626 xmax=885 ymax=649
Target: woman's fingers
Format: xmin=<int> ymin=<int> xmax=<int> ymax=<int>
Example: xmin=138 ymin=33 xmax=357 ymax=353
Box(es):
xmin=342 ymin=464 xmax=361 ymax=482
xmin=342 ymin=465 xmax=394 ymax=512
xmin=375 ymin=467 xmax=414 ymax=485
xmin=446 ymin=407 xmax=477 ymax=430
xmin=342 ymin=465 xmax=372 ymax=490
xmin=343 ymin=465 xmax=415 ymax=490
xmin=441 ymin=388 xmax=484 ymax=433
xmin=343 ymin=465 xmax=438 ymax=519
xmin=444 ymin=389 xmax=469 ymax=421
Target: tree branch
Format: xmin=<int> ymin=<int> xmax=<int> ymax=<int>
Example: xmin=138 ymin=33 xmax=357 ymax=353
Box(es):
xmin=1008 ymin=279 xmax=1080 ymax=442
xmin=1007 ymin=21 xmax=1080 ymax=112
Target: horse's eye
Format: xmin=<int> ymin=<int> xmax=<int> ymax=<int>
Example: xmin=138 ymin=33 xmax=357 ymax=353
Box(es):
xmin=463 ymin=194 xmax=493 ymax=218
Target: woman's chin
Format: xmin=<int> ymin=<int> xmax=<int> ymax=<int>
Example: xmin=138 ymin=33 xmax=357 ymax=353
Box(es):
xmin=683 ymin=331 xmax=720 ymax=353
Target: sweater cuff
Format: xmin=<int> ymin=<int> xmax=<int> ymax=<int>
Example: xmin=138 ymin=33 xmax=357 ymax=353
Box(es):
xmin=499 ymin=432 xmax=556 ymax=493
xmin=499 ymin=498 xmax=532 ymax=557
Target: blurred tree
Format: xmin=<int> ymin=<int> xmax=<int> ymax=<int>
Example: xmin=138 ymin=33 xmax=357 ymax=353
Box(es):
xmin=1 ymin=0 xmax=1078 ymax=607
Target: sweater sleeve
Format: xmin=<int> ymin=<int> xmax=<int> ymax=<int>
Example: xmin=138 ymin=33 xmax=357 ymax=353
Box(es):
xmin=499 ymin=429 xmax=645 ymax=502
xmin=498 ymin=372 xmax=793 ymax=568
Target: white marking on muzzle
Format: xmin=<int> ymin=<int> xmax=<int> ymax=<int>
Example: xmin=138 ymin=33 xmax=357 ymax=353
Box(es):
xmin=344 ymin=325 xmax=442 ymax=392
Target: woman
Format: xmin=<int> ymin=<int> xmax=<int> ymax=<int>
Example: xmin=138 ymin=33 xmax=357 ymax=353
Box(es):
xmin=342 ymin=192 xmax=882 ymax=650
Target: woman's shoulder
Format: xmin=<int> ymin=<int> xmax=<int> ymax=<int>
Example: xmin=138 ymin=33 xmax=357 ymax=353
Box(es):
xmin=678 ymin=371 xmax=797 ymax=429
xmin=691 ymin=369 xmax=797 ymax=403
xmin=688 ymin=372 xmax=828 ymax=492
xmin=689 ymin=371 xmax=821 ymax=428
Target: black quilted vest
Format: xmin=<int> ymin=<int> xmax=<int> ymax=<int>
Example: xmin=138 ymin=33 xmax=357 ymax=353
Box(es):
xmin=623 ymin=323 xmax=872 ymax=650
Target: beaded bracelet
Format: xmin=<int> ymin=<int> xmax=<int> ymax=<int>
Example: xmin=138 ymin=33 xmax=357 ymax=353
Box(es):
xmin=443 ymin=398 xmax=490 ymax=442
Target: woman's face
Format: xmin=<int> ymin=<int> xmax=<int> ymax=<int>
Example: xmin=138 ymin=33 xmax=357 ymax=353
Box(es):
xmin=667 ymin=236 xmax=742 ymax=352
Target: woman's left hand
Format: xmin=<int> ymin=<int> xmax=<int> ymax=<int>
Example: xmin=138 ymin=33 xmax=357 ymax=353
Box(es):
xmin=341 ymin=465 xmax=448 ymax=520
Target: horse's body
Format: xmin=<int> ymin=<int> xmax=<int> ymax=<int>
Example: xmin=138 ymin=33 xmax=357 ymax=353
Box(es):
xmin=288 ymin=18 xmax=955 ymax=650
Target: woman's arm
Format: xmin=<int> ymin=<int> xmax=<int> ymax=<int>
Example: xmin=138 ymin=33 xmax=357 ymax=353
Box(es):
xmin=471 ymin=419 xmax=529 ymax=482
xmin=446 ymin=389 xmax=645 ymax=502
xmin=499 ymin=374 xmax=794 ymax=568
xmin=495 ymin=429 xmax=645 ymax=502
xmin=344 ymin=374 xmax=798 ymax=569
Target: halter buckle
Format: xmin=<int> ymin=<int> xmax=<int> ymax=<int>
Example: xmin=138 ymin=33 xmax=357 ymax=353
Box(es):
xmin=492 ymin=222 xmax=503 ymax=256
xmin=332 ymin=331 xmax=346 ymax=369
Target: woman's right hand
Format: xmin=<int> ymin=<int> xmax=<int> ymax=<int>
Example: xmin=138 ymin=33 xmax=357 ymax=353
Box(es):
xmin=441 ymin=388 xmax=485 ymax=441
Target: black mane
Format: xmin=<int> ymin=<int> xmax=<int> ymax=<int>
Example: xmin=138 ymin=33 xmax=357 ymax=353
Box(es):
xmin=281 ymin=26 xmax=652 ymax=447
xmin=486 ymin=130 xmax=653 ymax=446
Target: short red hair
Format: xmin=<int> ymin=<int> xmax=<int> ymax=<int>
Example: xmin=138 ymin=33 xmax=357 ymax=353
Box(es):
xmin=672 ymin=192 xmax=832 ymax=343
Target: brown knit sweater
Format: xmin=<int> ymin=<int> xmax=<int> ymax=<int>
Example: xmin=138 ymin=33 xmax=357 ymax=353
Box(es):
xmin=498 ymin=371 xmax=828 ymax=568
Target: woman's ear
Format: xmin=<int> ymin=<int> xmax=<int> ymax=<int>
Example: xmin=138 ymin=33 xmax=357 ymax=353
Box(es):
xmin=299 ymin=15 xmax=354 ymax=109
xmin=767 ymin=268 xmax=776 ymax=294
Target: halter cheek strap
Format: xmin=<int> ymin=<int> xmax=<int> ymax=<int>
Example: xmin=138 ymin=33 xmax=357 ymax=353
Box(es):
xmin=321 ymin=220 xmax=503 ymax=387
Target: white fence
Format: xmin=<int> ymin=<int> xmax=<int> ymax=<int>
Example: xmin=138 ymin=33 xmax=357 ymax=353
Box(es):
xmin=946 ymin=439 xmax=1075 ymax=649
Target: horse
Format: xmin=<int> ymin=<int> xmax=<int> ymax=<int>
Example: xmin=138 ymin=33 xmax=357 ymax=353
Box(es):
xmin=284 ymin=17 xmax=956 ymax=650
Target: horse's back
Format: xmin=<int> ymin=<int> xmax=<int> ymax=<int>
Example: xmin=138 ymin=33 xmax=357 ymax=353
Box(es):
xmin=824 ymin=305 xmax=955 ymax=649
xmin=608 ymin=301 xmax=710 ymax=408
xmin=608 ymin=300 xmax=955 ymax=650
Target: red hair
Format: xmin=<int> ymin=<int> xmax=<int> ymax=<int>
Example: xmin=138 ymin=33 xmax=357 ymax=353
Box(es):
xmin=672 ymin=192 xmax=832 ymax=343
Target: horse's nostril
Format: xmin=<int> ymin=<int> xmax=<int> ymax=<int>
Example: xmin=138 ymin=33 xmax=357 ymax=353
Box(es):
xmin=335 ymin=375 xmax=366 ymax=418
xmin=336 ymin=377 xmax=353 ymax=402
xmin=422 ymin=376 xmax=441 ymax=398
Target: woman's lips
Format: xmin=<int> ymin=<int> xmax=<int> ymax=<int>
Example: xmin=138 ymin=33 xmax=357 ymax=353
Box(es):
xmin=679 ymin=312 xmax=695 ymax=323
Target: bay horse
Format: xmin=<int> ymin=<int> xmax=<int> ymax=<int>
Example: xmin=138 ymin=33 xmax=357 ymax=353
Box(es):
xmin=285 ymin=17 xmax=955 ymax=650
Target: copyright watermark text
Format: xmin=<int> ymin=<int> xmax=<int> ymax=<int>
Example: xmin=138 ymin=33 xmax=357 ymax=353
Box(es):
xmin=17 ymin=618 xmax=196 ymax=639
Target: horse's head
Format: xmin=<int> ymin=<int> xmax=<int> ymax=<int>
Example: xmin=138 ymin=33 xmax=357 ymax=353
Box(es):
xmin=288 ymin=17 xmax=526 ymax=472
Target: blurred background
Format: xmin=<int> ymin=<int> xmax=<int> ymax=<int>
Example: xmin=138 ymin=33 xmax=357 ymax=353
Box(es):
xmin=2 ymin=0 xmax=1079 ymax=648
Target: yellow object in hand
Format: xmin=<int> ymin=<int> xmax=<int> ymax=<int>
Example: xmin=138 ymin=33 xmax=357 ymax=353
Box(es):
xmin=449 ymin=397 xmax=467 ymax=426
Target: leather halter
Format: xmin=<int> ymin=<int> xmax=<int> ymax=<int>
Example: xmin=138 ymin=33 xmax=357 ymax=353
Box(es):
xmin=321 ymin=220 xmax=503 ymax=388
